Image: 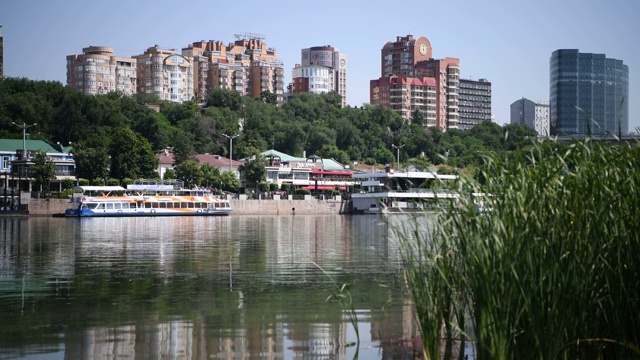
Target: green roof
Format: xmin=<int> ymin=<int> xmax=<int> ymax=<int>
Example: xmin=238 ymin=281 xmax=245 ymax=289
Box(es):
xmin=260 ymin=149 xmax=347 ymax=171
xmin=0 ymin=139 xmax=72 ymax=154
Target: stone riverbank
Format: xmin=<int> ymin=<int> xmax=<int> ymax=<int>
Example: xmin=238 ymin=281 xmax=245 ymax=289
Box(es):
xmin=21 ymin=198 xmax=351 ymax=216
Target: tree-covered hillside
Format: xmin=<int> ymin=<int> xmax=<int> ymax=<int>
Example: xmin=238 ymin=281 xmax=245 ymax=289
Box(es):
xmin=0 ymin=77 xmax=537 ymax=180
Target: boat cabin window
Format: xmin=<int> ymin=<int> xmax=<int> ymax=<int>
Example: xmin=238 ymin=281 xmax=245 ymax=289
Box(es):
xmin=106 ymin=203 xmax=113 ymax=210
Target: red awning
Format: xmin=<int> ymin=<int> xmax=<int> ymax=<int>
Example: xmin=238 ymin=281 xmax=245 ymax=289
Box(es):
xmin=301 ymin=185 xmax=346 ymax=191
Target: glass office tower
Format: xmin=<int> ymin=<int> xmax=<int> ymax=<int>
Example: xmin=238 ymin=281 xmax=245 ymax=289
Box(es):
xmin=550 ymin=49 xmax=629 ymax=135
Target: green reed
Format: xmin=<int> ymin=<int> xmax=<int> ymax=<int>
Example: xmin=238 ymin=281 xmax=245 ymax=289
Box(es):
xmin=397 ymin=138 xmax=640 ymax=359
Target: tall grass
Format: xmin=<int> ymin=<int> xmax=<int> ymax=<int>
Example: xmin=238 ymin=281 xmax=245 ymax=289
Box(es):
xmin=397 ymin=138 xmax=640 ymax=359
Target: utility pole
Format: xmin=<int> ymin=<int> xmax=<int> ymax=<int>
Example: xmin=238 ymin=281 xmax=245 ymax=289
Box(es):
xmin=392 ymin=144 xmax=404 ymax=171
xmin=223 ymin=134 xmax=238 ymax=172
xmin=12 ymin=122 xmax=36 ymax=159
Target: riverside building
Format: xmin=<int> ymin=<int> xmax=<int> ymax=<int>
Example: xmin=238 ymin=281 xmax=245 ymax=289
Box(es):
xmin=370 ymin=35 xmax=460 ymax=130
xmin=550 ymin=49 xmax=629 ymax=135
xmin=182 ymin=33 xmax=285 ymax=104
xmin=291 ymin=46 xmax=348 ymax=107
xmin=510 ymin=98 xmax=550 ymax=136
xmin=66 ymin=46 xmax=137 ymax=96
xmin=458 ymin=78 xmax=492 ymax=130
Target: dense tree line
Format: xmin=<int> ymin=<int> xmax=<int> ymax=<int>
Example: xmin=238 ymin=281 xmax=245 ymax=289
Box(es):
xmin=0 ymin=77 xmax=538 ymax=183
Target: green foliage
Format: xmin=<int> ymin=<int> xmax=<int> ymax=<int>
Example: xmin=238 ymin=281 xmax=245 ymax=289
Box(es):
xmin=258 ymin=182 xmax=269 ymax=192
xmin=398 ymin=139 xmax=640 ymax=359
xmin=238 ymin=148 xmax=267 ymax=188
xmin=317 ymin=144 xmax=350 ymax=165
xmin=71 ymin=136 xmax=110 ymax=181
xmin=220 ymin=171 xmax=241 ymax=193
xmin=200 ymin=163 xmax=221 ymax=188
xmin=175 ymin=160 xmax=203 ymax=189
xmin=295 ymin=188 xmax=310 ymax=195
xmin=30 ymin=150 xmax=56 ymax=193
xmin=78 ymin=178 xmax=90 ymax=186
xmin=0 ymin=77 xmax=545 ymax=181
xmin=121 ymin=178 xmax=134 ymax=187
xmin=268 ymin=182 xmax=279 ymax=192
xmin=106 ymin=178 xmax=119 ymax=186
xmin=163 ymin=168 xmax=175 ymax=180
xmin=206 ymin=89 xmax=242 ymax=111
xmin=109 ymin=127 xmax=158 ymax=180
xmin=61 ymin=178 xmax=75 ymax=190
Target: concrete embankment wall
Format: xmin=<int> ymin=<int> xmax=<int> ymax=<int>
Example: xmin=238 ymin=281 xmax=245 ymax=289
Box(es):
xmin=24 ymin=198 xmax=351 ymax=216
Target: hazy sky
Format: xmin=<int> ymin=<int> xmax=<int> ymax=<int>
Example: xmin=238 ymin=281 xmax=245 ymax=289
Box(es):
xmin=2 ymin=0 xmax=638 ymax=130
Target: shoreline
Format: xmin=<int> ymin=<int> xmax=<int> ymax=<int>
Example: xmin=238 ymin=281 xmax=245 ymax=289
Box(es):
xmin=11 ymin=198 xmax=351 ymax=217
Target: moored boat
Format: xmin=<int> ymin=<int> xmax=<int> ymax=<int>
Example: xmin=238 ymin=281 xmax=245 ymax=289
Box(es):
xmin=351 ymin=170 xmax=459 ymax=214
xmin=64 ymin=180 xmax=233 ymax=217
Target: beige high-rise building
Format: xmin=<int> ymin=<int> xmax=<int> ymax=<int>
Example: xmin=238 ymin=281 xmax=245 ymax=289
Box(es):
xmin=133 ymin=45 xmax=194 ymax=103
xmin=66 ymin=46 xmax=136 ymax=96
xmin=182 ymin=33 xmax=285 ymax=103
xmin=291 ymin=46 xmax=348 ymax=107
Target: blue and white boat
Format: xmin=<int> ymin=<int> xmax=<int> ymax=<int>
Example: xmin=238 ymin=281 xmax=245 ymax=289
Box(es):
xmin=64 ymin=180 xmax=233 ymax=217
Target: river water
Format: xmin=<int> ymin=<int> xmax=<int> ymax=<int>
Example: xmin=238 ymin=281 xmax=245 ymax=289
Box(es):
xmin=0 ymin=215 xmax=426 ymax=359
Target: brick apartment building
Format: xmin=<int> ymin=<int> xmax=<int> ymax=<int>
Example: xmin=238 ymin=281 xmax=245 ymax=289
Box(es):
xmin=370 ymin=35 xmax=460 ymax=130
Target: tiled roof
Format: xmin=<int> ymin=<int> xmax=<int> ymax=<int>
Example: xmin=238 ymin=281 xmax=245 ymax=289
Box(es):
xmin=155 ymin=152 xmax=243 ymax=167
xmin=0 ymin=139 xmax=72 ymax=154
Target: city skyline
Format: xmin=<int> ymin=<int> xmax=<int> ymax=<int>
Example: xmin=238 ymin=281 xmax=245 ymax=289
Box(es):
xmin=1 ymin=0 xmax=638 ymax=131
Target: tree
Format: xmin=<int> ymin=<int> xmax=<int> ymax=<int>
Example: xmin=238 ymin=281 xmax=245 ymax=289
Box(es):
xmin=238 ymin=148 xmax=267 ymax=190
xmin=220 ymin=170 xmax=241 ymax=193
xmin=109 ymin=127 xmax=158 ymax=180
xmin=71 ymin=136 xmax=110 ymax=181
xmin=175 ymin=160 xmax=203 ymax=189
xmin=260 ymin=90 xmax=278 ymax=105
xmin=206 ymin=89 xmax=242 ymax=111
xmin=318 ymin=144 xmax=350 ymax=165
xmin=30 ymin=150 xmax=56 ymax=193
xmin=163 ymin=168 xmax=175 ymax=180
xmin=200 ymin=163 xmax=221 ymax=189
xmin=172 ymin=130 xmax=196 ymax=166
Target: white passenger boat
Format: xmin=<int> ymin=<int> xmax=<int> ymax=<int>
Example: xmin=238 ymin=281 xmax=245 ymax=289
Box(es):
xmin=350 ymin=170 xmax=459 ymax=214
xmin=64 ymin=180 xmax=233 ymax=217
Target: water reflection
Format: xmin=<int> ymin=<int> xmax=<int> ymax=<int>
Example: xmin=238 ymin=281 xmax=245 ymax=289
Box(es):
xmin=0 ymin=215 xmax=424 ymax=359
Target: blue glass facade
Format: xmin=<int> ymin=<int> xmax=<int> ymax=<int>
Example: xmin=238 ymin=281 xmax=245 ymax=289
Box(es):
xmin=550 ymin=49 xmax=629 ymax=135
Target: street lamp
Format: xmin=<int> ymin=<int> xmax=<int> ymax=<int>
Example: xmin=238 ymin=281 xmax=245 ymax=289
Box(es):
xmin=12 ymin=122 xmax=36 ymax=159
xmin=223 ymin=134 xmax=238 ymax=172
xmin=392 ymin=144 xmax=404 ymax=171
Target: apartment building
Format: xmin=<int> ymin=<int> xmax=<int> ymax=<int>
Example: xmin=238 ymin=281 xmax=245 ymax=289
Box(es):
xmin=291 ymin=46 xmax=347 ymax=107
xmin=182 ymin=33 xmax=285 ymax=103
xmin=133 ymin=45 xmax=194 ymax=103
xmin=458 ymin=78 xmax=492 ymax=130
xmin=370 ymin=35 xmax=460 ymax=130
xmin=510 ymin=98 xmax=549 ymax=136
xmin=66 ymin=46 xmax=137 ymax=96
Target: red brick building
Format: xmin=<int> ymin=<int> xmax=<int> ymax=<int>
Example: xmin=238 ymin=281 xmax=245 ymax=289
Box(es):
xmin=370 ymin=35 xmax=460 ymax=130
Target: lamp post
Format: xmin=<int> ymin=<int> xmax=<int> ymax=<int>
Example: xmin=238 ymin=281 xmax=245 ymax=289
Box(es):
xmin=392 ymin=144 xmax=404 ymax=171
xmin=223 ymin=134 xmax=238 ymax=172
xmin=12 ymin=122 xmax=36 ymax=160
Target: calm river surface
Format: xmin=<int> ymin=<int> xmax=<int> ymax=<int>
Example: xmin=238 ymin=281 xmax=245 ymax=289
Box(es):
xmin=0 ymin=214 xmax=427 ymax=359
